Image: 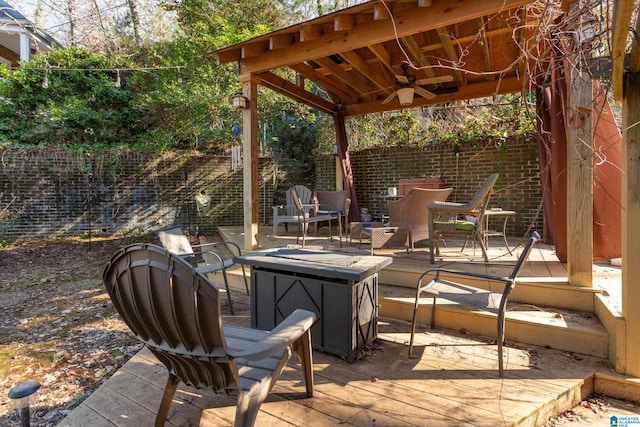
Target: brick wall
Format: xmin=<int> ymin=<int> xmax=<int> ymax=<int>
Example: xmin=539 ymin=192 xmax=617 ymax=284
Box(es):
xmin=1 ymin=136 xmax=540 ymax=240
xmin=317 ymin=136 xmax=542 ymax=238
xmin=0 ymin=148 xmax=276 ymax=238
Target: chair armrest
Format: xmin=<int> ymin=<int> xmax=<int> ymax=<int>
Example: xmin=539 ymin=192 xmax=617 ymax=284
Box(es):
xmin=428 ymin=201 xmax=471 ymax=214
xmin=420 ymin=268 xmax=510 ymax=284
xmin=227 ymin=309 xmax=316 ymax=361
xmin=189 ymin=250 xmax=225 ymax=273
xmin=192 ymin=240 xmax=242 ymax=257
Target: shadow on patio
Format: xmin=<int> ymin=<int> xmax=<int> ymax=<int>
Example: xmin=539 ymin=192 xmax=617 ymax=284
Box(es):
xmin=58 ymin=226 xmax=635 ymax=426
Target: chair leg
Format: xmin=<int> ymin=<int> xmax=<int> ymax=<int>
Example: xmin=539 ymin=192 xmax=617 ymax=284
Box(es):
xmin=409 ymin=286 xmax=437 ymax=359
xmin=235 ymin=391 xmax=263 ymax=427
xmin=155 ymin=373 xmax=180 ymax=427
xmin=408 ymin=292 xmax=420 ymax=358
xmin=497 ymin=310 xmax=506 ymax=378
xmin=241 ymin=264 xmax=250 ymax=295
xmin=221 ymin=269 xmax=235 ymax=315
xmin=301 ymin=221 xmax=307 ymax=248
xmin=293 ymin=329 xmax=314 ymax=397
xmin=408 ymin=284 xmax=427 ymax=358
xmin=430 ymin=295 xmax=437 ymax=328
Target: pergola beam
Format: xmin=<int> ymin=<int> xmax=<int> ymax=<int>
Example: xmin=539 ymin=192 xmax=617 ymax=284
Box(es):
xmin=234 ymin=0 xmax=532 ymax=76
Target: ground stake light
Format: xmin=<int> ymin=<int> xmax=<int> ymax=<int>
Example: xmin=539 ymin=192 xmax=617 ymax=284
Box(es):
xmin=8 ymin=380 xmax=40 ymax=427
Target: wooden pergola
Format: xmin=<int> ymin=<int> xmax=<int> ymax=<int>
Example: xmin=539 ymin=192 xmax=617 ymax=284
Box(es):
xmin=215 ymin=0 xmax=640 ymax=377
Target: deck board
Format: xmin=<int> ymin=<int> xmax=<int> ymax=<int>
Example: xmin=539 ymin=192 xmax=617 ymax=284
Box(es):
xmin=59 ymin=311 xmax=614 ymax=427
xmin=57 ymin=227 xmax=625 ymax=426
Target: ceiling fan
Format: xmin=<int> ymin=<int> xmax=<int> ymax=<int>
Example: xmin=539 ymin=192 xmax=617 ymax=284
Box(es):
xmin=382 ymin=64 xmax=454 ymax=106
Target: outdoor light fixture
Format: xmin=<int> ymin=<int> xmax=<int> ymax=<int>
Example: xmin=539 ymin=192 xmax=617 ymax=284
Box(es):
xmin=397 ymin=87 xmax=414 ymax=106
xmin=8 ymin=380 xmax=41 ymax=427
xmin=231 ymin=91 xmax=249 ymax=109
xmin=41 ymin=70 xmax=48 ymax=89
xmin=115 ymin=69 xmax=121 ymax=87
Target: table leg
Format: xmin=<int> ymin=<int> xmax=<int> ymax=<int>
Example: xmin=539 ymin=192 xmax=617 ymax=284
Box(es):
xmin=501 ymin=216 xmax=512 ymax=255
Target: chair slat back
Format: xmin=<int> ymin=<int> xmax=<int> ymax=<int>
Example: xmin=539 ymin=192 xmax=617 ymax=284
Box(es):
xmin=155 ymin=225 xmax=194 ymax=256
xmin=286 ymin=185 xmax=312 ymax=216
xmin=103 ymin=243 xmax=239 ymax=394
xmin=290 ymin=186 xmax=305 ymax=215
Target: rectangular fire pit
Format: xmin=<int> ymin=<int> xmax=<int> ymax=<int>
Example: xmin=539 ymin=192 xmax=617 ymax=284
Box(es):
xmin=236 ymin=248 xmax=392 ymax=362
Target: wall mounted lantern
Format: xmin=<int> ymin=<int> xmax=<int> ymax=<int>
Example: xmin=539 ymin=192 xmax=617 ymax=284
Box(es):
xmin=231 ymin=91 xmax=249 ymax=109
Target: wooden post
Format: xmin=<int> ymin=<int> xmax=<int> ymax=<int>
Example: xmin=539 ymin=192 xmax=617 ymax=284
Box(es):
xmin=622 ymin=72 xmax=640 ymax=376
xmin=241 ymin=77 xmax=260 ymax=250
xmin=335 ymin=146 xmax=344 ymax=190
xmin=565 ymin=38 xmax=593 ymax=287
xmin=333 ymin=112 xmax=360 ymax=222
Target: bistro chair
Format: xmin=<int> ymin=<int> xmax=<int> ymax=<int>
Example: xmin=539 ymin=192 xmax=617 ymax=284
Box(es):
xmin=290 ymin=187 xmax=342 ymax=248
xmin=428 ymin=173 xmax=499 ymax=263
xmin=409 ymin=231 xmax=540 ymax=377
xmin=155 ymin=224 xmax=249 ymax=315
xmin=314 ymin=190 xmax=351 ymax=234
xmin=272 ymin=185 xmax=314 ymax=235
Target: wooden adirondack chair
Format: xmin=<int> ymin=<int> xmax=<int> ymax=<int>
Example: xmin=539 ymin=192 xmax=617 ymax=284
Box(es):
xmin=103 ymin=243 xmax=315 ymax=427
xmin=272 ymin=185 xmax=314 ymax=235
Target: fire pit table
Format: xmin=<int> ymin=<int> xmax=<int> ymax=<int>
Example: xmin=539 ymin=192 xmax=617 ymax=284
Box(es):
xmin=236 ymin=248 xmax=392 ymax=362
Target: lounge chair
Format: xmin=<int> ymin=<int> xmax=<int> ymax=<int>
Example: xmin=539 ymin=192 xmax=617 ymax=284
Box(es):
xmin=103 ymin=243 xmax=315 ymax=427
xmin=155 ymin=224 xmax=249 ymax=315
xmin=408 ymin=231 xmax=540 ymax=377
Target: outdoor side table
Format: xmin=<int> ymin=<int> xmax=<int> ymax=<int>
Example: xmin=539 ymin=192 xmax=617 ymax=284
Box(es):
xmin=483 ymin=209 xmax=516 ymax=253
xmin=235 ymin=249 xmax=392 ymax=362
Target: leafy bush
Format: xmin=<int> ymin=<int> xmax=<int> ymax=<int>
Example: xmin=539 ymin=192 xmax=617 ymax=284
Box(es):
xmin=0 ymin=48 xmax=146 ymax=149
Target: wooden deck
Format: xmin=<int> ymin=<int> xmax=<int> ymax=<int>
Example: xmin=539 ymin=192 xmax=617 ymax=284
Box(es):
xmin=58 ymin=226 xmax=631 ymax=426
xmin=59 ymin=289 xmax=619 ymax=426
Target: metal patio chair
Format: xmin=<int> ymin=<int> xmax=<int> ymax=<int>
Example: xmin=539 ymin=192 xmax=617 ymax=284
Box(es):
xmin=408 ymin=231 xmax=540 ymax=377
xmin=155 ymin=224 xmax=249 ymax=315
xmin=103 ymin=243 xmax=315 ymax=427
xmin=290 ymin=186 xmax=342 ymax=248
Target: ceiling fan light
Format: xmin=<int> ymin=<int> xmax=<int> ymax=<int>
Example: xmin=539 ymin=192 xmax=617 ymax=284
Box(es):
xmin=397 ymin=87 xmax=414 ymax=106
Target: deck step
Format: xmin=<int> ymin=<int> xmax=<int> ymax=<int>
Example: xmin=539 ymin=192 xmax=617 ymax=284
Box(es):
xmin=379 ymin=290 xmax=609 ymax=358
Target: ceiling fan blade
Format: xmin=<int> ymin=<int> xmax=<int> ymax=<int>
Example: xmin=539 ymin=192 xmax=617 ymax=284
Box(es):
xmin=414 ymin=86 xmax=436 ymax=100
xmin=415 ymin=75 xmax=454 ymax=86
xmin=382 ymin=90 xmax=398 ymax=104
xmin=395 ymin=75 xmax=410 ymax=84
